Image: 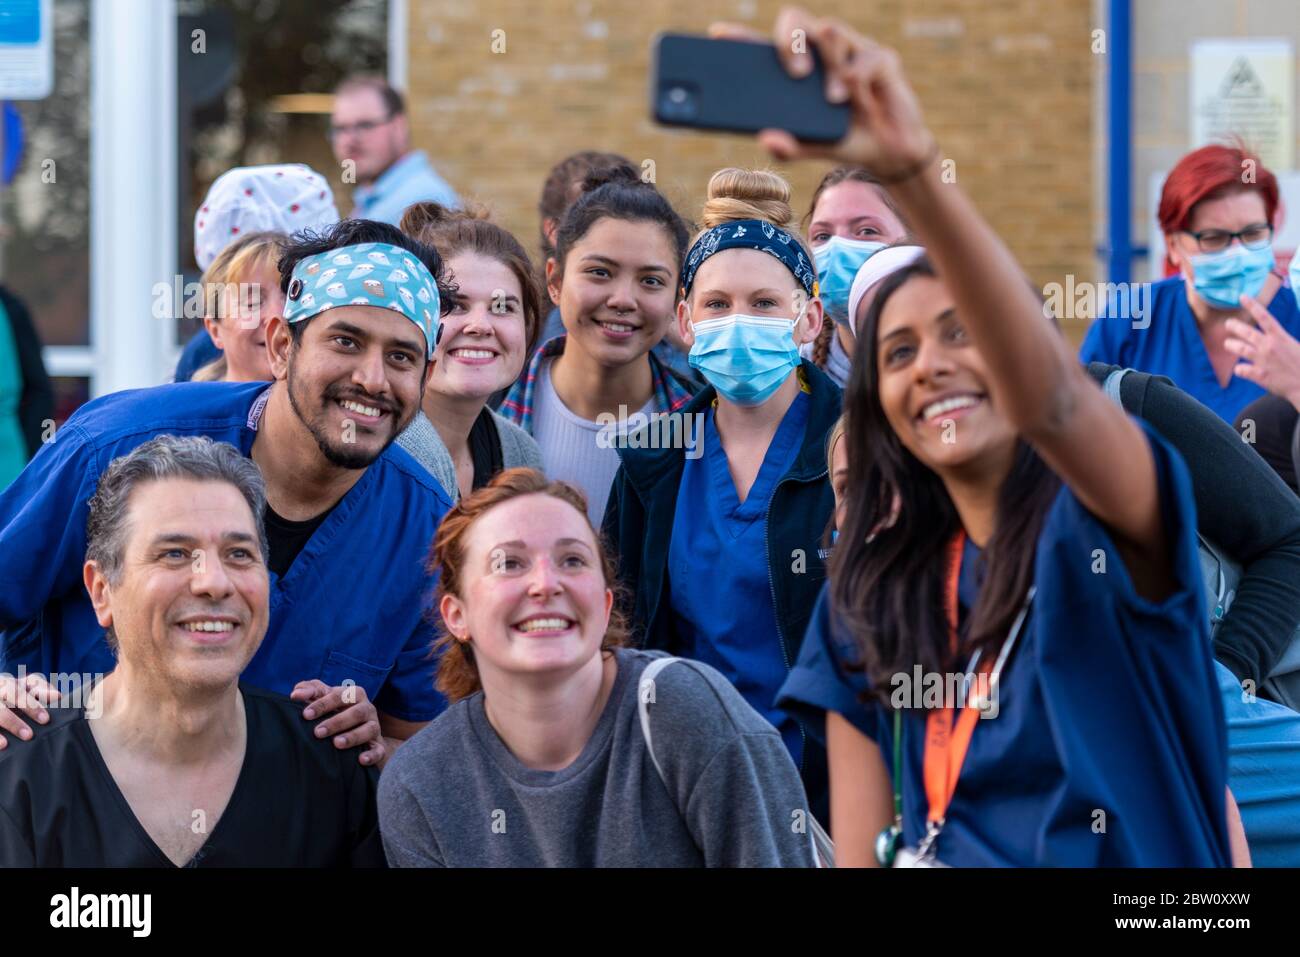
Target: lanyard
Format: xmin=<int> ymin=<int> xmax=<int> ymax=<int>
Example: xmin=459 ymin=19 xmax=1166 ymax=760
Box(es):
xmin=917 ymin=531 xmax=1033 ymax=859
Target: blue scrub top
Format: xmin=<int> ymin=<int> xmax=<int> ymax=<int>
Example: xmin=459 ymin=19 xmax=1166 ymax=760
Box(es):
xmin=669 ymin=391 xmax=810 ymax=768
xmin=778 ymin=421 xmax=1230 ymax=866
xmin=1215 ymin=659 xmax=1300 ymax=867
xmin=1079 ymin=275 xmax=1300 ymax=424
xmin=0 ymin=381 xmax=453 ymax=722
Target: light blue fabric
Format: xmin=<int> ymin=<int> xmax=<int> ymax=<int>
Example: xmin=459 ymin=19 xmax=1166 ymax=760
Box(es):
xmin=1216 ymin=659 xmax=1300 ymax=867
xmin=688 ymin=314 xmax=801 ymax=406
xmin=284 ymin=241 xmax=441 ymax=357
xmin=815 ymin=237 xmax=885 ymax=324
xmin=349 ymin=150 xmax=458 ymax=226
xmin=1188 ymin=244 xmax=1273 ymax=310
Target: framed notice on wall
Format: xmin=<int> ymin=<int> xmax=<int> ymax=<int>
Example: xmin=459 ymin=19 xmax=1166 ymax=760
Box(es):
xmin=0 ymin=0 xmax=50 ymax=100
xmin=1191 ymin=39 xmax=1293 ymax=172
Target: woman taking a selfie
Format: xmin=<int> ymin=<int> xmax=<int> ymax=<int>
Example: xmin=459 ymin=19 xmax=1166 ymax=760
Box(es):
xmin=377 ymin=468 xmax=817 ymax=867
xmin=740 ymin=7 xmax=1229 ymax=865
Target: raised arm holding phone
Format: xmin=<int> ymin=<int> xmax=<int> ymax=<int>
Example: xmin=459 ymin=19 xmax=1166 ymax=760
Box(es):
xmin=734 ymin=7 xmax=1234 ymax=866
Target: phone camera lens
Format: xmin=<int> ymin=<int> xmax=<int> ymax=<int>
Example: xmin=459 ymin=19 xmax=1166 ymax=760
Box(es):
xmin=658 ymin=83 xmax=698 ymax=121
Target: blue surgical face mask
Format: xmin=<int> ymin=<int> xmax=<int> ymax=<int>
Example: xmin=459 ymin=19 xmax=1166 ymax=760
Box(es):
xmin=688 ymin=312 xmax=801 ymax=406
xmin=816 ymin=236 xmax=886 ymax=325
xmin=1188 ymin=243 xmax=1274 ymax=310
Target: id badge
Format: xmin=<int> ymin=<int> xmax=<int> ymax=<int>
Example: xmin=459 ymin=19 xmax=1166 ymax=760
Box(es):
xmin=892 ymin=847 xmax=950 ymax=868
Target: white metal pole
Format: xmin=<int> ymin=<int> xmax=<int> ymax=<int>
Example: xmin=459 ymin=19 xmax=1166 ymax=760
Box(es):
xmin=90 ymin=0 xmax=177 ymax=397
xmin=388 ymin=0 xmax=408 ymax=93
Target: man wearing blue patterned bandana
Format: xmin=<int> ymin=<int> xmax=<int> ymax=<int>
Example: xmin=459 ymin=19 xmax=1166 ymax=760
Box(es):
xmin=0 ymin=219 xmax=458 ymax=763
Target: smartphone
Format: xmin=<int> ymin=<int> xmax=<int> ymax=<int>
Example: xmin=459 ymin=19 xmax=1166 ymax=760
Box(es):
xmin=650 ymin=32 xmax=850 ymax=143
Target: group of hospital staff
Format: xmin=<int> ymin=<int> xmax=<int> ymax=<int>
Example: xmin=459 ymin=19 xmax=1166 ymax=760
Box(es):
xmin=1 ymin=6 xmax=1300 ymax=868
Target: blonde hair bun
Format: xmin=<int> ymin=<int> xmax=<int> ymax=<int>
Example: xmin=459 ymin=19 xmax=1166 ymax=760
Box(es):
xmin=699 ymin=168 xmax=795 ymax=230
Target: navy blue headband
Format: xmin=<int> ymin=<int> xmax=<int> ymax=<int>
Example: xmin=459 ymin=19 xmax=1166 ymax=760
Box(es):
xmin=681 ymin=219 xmax=818 ymax=297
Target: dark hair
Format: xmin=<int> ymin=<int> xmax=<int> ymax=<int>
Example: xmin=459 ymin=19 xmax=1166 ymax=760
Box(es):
xmin=400 ymin=201 xmax=545 ymax=358
xmin=538 ymin=150 xmax=632 ymax=261
xmin=831 ymin=256 xmax=1060 ymax=704
xmin=334 ymin=74 xmax=405 ymax=118
xmin=276 ymin=218 xmax=454 ymax=352
xmin=428 ymin=468 xmax=630 ymax=703
xmin=552 ymin=163 xmax=690 ymax=285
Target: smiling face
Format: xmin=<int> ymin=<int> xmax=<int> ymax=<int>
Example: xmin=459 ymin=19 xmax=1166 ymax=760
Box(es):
xmin=85 ymin=478 xmax=269 ymax=693
xmin=269 ymin=305 xmax=432 ymax=470
xmin=808 ymin=180 xmax=907 ymax=249
xmin=548 ymin=217 xmax=678 ymax=369
xmin=439 ymin=493 xmax=613 ymax=687
xmin=207 ymin=258 xmax=282 ymax=382
xmin=431 ymin=252 xmax=529 ymax=402
xmin=678 ymin=247 xmax=822 ymax=348
xmin=874 ymin=275 xmax=1017 ymax=476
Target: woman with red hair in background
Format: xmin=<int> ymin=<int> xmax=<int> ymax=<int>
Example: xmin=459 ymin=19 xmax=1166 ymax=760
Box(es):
xmin=1081 ymin=144 xmax=1300 ymax=424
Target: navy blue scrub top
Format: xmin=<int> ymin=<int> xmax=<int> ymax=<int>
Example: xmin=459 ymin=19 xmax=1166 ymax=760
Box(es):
xmin=669 ymin=391 xmax=810 ymax=768
xmin=778 ymin=421 xmax=1230 ymax=866
xmin=1079 ymin=275 xmax=1300 ymax=424
xmin=0 ymin=381 xmax=454 ymax=722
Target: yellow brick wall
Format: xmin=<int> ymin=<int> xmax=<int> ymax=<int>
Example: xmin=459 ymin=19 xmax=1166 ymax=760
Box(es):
xmin=404 ymin=0 xmax=1095 ymax=337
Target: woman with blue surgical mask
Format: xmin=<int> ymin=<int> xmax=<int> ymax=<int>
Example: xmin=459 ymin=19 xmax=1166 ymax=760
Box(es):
xmin=801 ymin=167 xmax=909 ymax=387
xmin=1081 ymin=144 xmax=1300 ymax=423
xmin=603 ymin=168 xmax=841 ymax=822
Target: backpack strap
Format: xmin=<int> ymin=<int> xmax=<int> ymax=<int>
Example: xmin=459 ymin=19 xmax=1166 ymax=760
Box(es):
xmin=636 ymin=655 xmax=834 ymax=867
xmin=637 ymin=655 xmax=681 ymax=783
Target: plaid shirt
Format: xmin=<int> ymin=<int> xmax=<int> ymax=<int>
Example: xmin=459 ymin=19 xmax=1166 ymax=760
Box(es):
xmin=500 ymin=335 xmax=696 ymax=433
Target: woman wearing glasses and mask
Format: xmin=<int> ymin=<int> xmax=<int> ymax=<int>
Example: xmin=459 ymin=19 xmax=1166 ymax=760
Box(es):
xmin=1080 ymin=143 xmax=1300 ymax=424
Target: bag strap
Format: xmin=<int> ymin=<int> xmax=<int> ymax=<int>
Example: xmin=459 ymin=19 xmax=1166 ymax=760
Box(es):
xmin=637 ymin=655 xmax=834 ymax=867
xmin=637 ymin=655 xmax=680 ymax=783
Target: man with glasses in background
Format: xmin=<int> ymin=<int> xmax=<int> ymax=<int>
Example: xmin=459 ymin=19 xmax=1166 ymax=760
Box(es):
xmin=330 ymin=75 xmax=459 ymax=224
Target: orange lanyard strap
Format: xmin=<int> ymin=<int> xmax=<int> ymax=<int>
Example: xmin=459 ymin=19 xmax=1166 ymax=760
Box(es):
xmin=922 ymin=530 xmax=991 ymax=826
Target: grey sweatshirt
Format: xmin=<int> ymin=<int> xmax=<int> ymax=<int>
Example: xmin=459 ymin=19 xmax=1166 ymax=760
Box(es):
xmin=377 ymin=647 xmax=818 ymax=867
xmin=397 ymin=409 xmax=543 ymax=501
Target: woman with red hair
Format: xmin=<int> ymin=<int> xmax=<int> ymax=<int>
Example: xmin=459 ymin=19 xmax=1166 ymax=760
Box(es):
xmin=1080 ymin=143 xmax=1300 ymax=423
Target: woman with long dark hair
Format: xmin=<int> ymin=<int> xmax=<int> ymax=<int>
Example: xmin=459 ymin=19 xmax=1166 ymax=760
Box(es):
xmin=746 ymin=7 xmax=1229 ymax=865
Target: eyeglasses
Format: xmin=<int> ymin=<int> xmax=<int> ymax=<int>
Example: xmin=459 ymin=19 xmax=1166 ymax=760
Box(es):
xmin=1182 ymin=223 xmax=1274 ymax=253
xmin=327 ymin=114 xmax=394 ymax=140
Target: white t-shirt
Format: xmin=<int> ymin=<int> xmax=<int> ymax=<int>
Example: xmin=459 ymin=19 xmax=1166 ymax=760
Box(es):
xmin=532 ymin=359 xmax=654 ymax=525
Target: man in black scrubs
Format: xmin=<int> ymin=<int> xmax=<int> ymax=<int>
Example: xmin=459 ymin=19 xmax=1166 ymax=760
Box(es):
xmin=0 ymin=435 xmax=384 ymax=866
